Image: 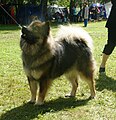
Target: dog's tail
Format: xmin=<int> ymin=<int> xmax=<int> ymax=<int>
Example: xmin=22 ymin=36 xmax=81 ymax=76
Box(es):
xmin=56 ymin=25 xmax=93 ymax=51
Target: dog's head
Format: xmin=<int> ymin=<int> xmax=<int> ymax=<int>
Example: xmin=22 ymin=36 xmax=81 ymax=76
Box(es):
xmin=21 ymin=21 xmax=50 ymax=45
xmin=20 ymin=20 xmax=50 ymax=55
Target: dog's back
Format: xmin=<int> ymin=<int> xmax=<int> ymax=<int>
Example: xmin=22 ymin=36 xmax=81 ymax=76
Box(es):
xmin=50 ymin=26 xmax=95 ymax=79
xmin=56 ymin=25 xmax=93 ymax=50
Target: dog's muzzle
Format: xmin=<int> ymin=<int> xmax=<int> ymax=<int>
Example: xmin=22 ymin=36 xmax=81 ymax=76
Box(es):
xmin=21 ymin=26 xmax=37 ymax=44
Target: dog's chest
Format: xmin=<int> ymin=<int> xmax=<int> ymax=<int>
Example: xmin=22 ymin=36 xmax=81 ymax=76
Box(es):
xmin=24 ymin=67 xmax=43 ymax=80
xmin=22 ymin=55 xmax=43 ymax=79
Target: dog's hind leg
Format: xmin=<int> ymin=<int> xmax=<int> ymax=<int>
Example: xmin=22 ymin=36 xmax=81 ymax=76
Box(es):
xmin=66 ymin=74 xmax=79 ymax=97
xmin=86 ymin=77 xmax=96 ymax=99
xmin=28 ymin=77 xmax=38 ymax=104
xmin=81 ymin=73 xmax=96 ymax=99
xmin=35 ymin=79 xmax=52 ymax=105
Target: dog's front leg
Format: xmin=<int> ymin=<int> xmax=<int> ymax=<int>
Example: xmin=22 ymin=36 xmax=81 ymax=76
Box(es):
xmin=28 ymin=77 xmax=38 ymax=104
xmin=35 ymin=79 xmax=52 ymax=105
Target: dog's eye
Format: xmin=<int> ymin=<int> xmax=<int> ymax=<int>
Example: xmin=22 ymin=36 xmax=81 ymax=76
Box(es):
xmin=32 ymin=26 xmax=38 ymax=31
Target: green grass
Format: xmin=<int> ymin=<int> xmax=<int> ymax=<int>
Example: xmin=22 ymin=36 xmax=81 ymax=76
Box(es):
xmin=0 ymin=22 xmax=116 ymax=120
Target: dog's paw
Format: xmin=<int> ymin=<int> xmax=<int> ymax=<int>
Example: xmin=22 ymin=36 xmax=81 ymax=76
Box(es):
xmin=89 ymin=95 xmax=95 ymax=100
xmin=35 ymin=101 xmax=44 ymax=106
xmin=28 ymin=100 xmax=36 ymax=104
xmin=65 ymin=94 xmax=75 ymax=98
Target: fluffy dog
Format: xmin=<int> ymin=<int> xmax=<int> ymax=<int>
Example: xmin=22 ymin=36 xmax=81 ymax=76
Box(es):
xmin=20 ymin=20 xmax=96 ymax=105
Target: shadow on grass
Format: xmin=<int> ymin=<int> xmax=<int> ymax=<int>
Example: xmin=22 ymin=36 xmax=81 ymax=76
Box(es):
xmin=96 ymin=73 xmax=116 ymax=92
xmin=0 ymin=97 xmax=90 ymax=120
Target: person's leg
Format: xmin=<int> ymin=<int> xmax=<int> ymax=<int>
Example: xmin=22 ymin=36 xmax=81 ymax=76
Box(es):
xmin=100 ymin=53 xmax=109 ymax=68
xmin=84 ymin=19 xmax=88 ymax=27
xmin=99 ymin=29 xmax=116 ymax=73
xmin=99 ymin=53 xmax=109 ymax=72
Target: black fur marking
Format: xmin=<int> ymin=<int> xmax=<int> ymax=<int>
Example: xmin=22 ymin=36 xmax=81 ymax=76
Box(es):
xmin=49 ymin=39 xmax=92 ymax=79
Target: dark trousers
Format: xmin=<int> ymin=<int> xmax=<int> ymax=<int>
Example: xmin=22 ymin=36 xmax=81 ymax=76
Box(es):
xmin=103 ymin=28 xmax=116 ymax=55
xmin=84 ymin=19 xmax=88 ymax=27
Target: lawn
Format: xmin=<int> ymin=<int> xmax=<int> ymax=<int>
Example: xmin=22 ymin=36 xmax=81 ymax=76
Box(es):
xmin=0 ymin=21 xmax=116 ymax=120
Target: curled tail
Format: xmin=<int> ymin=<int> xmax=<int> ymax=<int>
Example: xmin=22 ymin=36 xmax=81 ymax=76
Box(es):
xmin=56 ymin=25 xmax=93 ymax=51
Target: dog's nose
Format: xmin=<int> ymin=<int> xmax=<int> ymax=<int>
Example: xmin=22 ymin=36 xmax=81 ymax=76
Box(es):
xmin=22 ymin=26 xmax=28 ymax=34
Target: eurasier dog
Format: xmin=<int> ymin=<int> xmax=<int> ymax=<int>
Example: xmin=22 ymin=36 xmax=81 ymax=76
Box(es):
xmin=20 ymin=20 xmax=96 ymax=105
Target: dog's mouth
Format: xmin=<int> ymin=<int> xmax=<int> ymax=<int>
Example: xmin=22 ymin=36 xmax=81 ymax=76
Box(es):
xmin=21 ymin=26 xmax=37 ymax=44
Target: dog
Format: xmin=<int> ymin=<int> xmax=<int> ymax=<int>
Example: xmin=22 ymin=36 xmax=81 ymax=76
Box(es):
xmin=20 ymin=20 xmax=96 ymax=105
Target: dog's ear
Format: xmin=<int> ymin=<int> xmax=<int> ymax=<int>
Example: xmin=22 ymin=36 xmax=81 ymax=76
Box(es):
xmin=43 ymin=21 xmax=50 ymax=36
xmin=41 ymin=21 xmax=50 ymax=45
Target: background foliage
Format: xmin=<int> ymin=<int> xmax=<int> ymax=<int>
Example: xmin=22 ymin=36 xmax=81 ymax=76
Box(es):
xmin=0 ymin=0 xmax=111 ymax=21
xmin=1 ymin=0 xmax=111 ymax=6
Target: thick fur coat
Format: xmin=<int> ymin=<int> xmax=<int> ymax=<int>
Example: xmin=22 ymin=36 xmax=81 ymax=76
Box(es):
xmin=20 ymin=21 xmax=96 ymax=105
